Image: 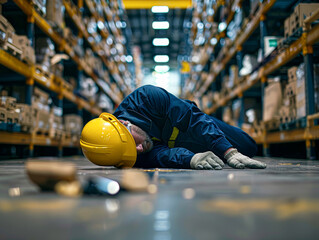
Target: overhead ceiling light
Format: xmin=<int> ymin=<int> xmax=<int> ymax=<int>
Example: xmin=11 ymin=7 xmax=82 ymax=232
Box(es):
xmin=154 ymin=55 xmax=169 ymax=63
xmin=152 ymin=21 xmax=169 ymax=29
xmin=210 ymin=37 xmax=218 ymax=45
xmin=154 ymin=65 xmax=170 ymax=73
xmin=151 ymin=6 xmax=169 ymax=13
xmin=125 ymin=55 xmax=133 ymax=62
xmin=153 ymin=38 xmax=169 ymax=46
xmin=218 ymin=22 xmax=227 ymax=32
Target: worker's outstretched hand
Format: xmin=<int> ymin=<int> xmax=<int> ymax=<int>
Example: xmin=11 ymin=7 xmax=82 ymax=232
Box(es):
xmin=224 ymin=148 xmax=266 ymax=169
xmin=190 ymin=151 xmax=225 ymax=170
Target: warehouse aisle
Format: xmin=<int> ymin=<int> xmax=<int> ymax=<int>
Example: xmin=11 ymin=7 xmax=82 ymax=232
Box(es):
xmin=0 ymin=156 xmax=319 ymax=240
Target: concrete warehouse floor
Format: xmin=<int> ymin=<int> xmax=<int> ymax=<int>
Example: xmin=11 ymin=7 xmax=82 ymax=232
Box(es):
xmin=0 ymin=156 xmax=319 ymax=240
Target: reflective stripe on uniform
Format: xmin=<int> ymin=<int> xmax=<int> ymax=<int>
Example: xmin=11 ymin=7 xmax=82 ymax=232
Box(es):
xmin=151 ymin=127 xmax=179 ymax=148
xmin=168 ymin=127 xmax=179 ymax=148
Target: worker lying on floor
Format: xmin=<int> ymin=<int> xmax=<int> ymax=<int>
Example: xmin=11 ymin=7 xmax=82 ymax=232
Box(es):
xmin=80 ymin=85 xmax=266 ymax=170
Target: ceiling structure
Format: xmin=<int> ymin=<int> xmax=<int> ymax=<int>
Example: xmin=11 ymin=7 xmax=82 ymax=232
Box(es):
xmin=123 ymin=1 xmax=193 ymax=74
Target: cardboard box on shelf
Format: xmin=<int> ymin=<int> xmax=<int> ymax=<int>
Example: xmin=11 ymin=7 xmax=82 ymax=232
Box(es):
xmin=34 ymin=108 xmax=50 ymax=133
xmin=49 ymin=116 xmax=63 ymax=139
xmin=35 ymin=37 xmax=55 ymax=71
xmin=0 ymin=15 xmax=22 ymax=57
xmin=16 ymin=103 xmax=34 ymax=132
xmin=284 ymin=16 xmax=290 ymax=38
xmin=0 ymin=107 xmax=6 ymax=123
xmin=279 ymin=105 xmax=290 ymax=123
xmin=0 ymin=96 xmax=17 ymax=111
xmin=296 ymin=97 xmax=306 ymax=118
xmin=15 ymin=35 xmax=35 ymax=65
xmin=291 ymin=3 xmax=319 ymax=34
xmin=288 ymin=66 xmax=298 ymax=82
xmin=46 ymin=0 xmax=64 ymax=29
xmin=6 ymin=109 xmax=19 ymax=124
xmin=64 ymin=114 xmax=82 ymax=135
xmin=263 ymin=80 xmax=282 ymax=122
xmin=229 ymin=65 xmax=239 ymax=87
xmin=33 ymin=87 xmax=50 ymax=106
xmin=285 ymin=81 xmax=297 ymax=97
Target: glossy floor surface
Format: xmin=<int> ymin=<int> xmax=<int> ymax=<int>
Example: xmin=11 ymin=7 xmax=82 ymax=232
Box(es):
xmin=0 ymin=156 xmax=319 ymax=240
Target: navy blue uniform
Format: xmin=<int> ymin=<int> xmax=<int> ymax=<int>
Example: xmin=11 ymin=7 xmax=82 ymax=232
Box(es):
xmin=114 ymin=85 xmax=257 ymax=169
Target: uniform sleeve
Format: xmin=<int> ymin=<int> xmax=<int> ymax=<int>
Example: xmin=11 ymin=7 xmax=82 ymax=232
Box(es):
xmin=133 ymin=143 xmax=194 ymax=169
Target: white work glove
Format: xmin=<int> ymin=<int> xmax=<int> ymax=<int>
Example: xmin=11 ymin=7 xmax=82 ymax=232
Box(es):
xmin=190 ymin=151 xmax=225 ymax=170
xmin=224 ymin=148 xmax=266 ymax=169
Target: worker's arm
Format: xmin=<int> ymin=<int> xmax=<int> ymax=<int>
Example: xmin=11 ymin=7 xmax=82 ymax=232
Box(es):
xmin=134 ymin=143 xmax=194 ymax=169
xmin=134 ymin=143 xmax=225 ymax=170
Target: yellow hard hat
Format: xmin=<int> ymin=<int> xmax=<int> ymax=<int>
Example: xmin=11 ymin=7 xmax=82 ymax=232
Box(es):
xmin=80 ymin=113 xmax=137 ymax=168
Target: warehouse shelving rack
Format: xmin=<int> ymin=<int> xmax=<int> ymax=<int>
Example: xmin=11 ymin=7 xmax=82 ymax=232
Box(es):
xmin=12 ymin=0 xmax=123 ymax=105
xmin=185 ymin=0 xmax=276 ymax=97
xmin=0 ymin=0 xmax=132 ymax=157
xmin=0 ymin=49 xmax=101 ymax=115
xmin=0 ymin=49 xmax=82 ymax=155
xmin=183 ymin=0 xmax=319 ymax=159
xmin=184 ymin=0 xmax=243 ymax=94
xmin=62 ymin=0 xmax=131 ymax=99
xmin=82 ymin=0 xmax=133 ymax=92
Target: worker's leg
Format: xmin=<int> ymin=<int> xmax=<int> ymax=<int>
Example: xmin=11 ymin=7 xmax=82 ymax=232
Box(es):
xmin=211 ymin=117 xmax=257 ymax=157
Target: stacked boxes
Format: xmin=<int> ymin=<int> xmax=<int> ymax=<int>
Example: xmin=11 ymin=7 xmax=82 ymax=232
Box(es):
xmin=0 ymin=14 xmax=35 ymax=65
xmin=0 ymin=14 xmax=22 ymax=57
xmin=35 ymin=37 xmax=55 ymax=77
xmin=279 ymin=66 xmax=298 ymax=123
xmin=0 ymin=96 xmax=20 ymax=131
xmin=229 ymin=65 xmax=239 ymax=88
xmin=0 ymin=90 xmax=83 ymax=139
xmin=0 ymin=106 xmax=5 ymax=130
xmin=284 ymin=3 xmax=319 ymax=37
xmin=16 ymin=103 xmax=35 ymax=132
xmin=263 ymin=78 xmax=282 ymax=122
xmin=291 ymin=3 xmax=319 ymax=34
xmin=32 ymin=87 xmax=51 ymax=133
xmin=64 ymin=114 xmax=83 ymax=141
xmin=15 ymin=35 xmax=35 ymax=65
xmin=46 ymin=0 xmax=64 ymax=29
xmin=49 ymin=106 xmax=63 ymax=139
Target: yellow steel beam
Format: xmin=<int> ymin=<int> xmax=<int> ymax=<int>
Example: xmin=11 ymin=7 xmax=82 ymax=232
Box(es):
xmin=122 ymin=0 xmax=192 ymax=9
xmin=0 ymin=132 xmax=31 ymax=145
xmin=0 ymin=131 xmax=80 ymax=147
xmin=0 ymin=49 xmax=32 ymax=77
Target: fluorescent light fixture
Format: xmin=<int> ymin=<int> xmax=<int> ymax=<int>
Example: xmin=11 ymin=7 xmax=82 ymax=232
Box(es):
xmin=210 ymin=37 xmax=217 ymax=45
xmin=154 ymin=55 xmax=169 ymax=63
xmin=218 ymin=22 xmax=227 ymax=32
xmin=152 ymin=38 xmax=169 ymax=46
xmin=125 ymin=55 xmax=133 ymax=62
xmin=154 ymin=65 xmax=170 ymax=72
xmin=152 ymin=21 xmax=169 ymax=29
xmin=151 ymin=6 xmax=169 ymax=13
